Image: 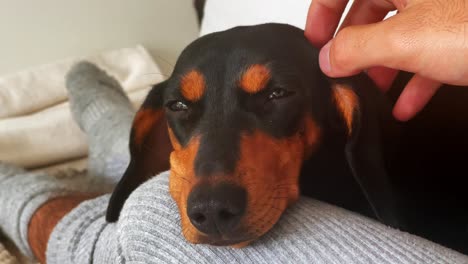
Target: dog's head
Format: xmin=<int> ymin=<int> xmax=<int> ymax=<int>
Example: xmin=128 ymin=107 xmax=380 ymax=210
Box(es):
xmin=106 ymin=23 xmax=395 ymax=246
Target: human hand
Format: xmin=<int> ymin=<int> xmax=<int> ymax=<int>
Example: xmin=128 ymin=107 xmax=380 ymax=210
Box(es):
xmin=305 ymin=0 xmax=468 ymax=121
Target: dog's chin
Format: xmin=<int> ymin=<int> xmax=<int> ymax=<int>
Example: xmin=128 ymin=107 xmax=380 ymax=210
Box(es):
xmin=206 ymin=238 xmax=254 ymax=247
xmin=183 ymin=228 xmax=258 ymax=248
xmin=201 ymin=238 xmax=256 ymax=248
xmin=230 ymin=240 xmax=254 ymax=248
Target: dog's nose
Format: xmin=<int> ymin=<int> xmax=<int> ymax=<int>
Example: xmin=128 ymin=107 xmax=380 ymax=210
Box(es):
xmin=187 ymin=183 xmax=247 ymax=235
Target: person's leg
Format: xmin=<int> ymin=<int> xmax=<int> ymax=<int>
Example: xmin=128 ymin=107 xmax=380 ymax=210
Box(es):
xmin=0 ymin=62 xmax=137 ymax=261
xmin=44 ymin=171 xmax=467 ymax=264
xmin=111 ymin=173 xmax=467 ymax=263
xmin=66 ymin=61 xmax=135 ymax=184
xmin=0 ymin=162 xmax=97 ymax=259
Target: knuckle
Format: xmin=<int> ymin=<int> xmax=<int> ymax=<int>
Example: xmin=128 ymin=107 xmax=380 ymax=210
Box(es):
xmin=331 ymin=28 xmax=356 ymax=69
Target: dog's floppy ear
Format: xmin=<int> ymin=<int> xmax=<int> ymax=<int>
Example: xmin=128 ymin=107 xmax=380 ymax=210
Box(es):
xmin=331 ymin=76 xmax=401 ymax=228
xmin=106 ymin=80 xmax=172 ymax=222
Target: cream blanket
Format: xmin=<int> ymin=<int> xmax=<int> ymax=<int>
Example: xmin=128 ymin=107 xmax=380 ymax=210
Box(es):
xmin=0 ymin=46 xmax=164 ymax=263
xmin=0 ymin=45 xmax=164 ymax=171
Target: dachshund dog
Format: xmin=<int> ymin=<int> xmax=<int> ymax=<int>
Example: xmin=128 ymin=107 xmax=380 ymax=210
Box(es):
xmin=106 ymin=23 xmax=468 ymax=252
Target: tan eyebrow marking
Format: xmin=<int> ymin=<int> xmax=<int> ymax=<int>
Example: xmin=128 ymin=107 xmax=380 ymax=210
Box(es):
xmin=180 ymin=70 xmax=206 ymax=102
xmin=240 ymin=64 xmax=271 ymax=94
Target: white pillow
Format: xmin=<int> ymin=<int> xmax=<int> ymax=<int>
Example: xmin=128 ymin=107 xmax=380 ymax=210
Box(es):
xmin=0 ymin=46 xmax=162 ymax=169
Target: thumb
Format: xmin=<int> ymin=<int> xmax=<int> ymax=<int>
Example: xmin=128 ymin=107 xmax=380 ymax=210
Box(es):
xmin=319 ymin=16 xmax=414 ymax=77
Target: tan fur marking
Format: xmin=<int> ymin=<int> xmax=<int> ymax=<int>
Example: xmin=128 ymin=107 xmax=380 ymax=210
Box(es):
xmin=181 ymin=70 xmax=206 ymax=102
xmin=302 ymin=116 xmax=321 ymax=159
xmin=169 ymin=137 xmax=202 ymax=243
xmin=133 ymin=109 xmax=162 ymax=147
xmin=332 ymin=84 xmax=358 ymax=135
xmin=240 ymin=64 xmax=271 ymax=94
xmin=168 ymin=127 xmax=182 ymax=150
xmin=169 ymin=116 xmax=322 ymax=246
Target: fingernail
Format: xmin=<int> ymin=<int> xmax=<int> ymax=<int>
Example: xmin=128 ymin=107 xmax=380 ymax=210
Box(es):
xmin=319 ymin=41 xmax=332 ymax=75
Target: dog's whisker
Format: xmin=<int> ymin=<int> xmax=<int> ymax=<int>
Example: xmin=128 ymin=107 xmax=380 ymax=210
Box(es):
xmin=247 ymin=190 xmax=281 ymax=227
xmin=173 ymin=175 xmax=193 ymax=184
xmin=140 ymin=72 xmax=170 ymax=79
xmin=170 ymin=189 xmax=183 ymax=196
xmin=273 ymin=191 xmax=291 ymax=196
xmin=274 ymin=186 xmax=294 ymax=190
xmin=250 ymin=207 xmax=280 ymax=235
xmin=141 ymin=142 xmax=154 ymax=153
xmin=275 ymin=183 xmax=295 ymax=187
xmin=150 ymin=53 xmax=176 ymax=70
xmin=181 ymin=224 xmax=194 ymax=239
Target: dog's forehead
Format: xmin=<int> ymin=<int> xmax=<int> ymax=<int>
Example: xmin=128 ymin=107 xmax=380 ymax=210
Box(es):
xmin=165 ymin=23 xmax=324 ymax=111
xmin=170 ymin=51 xmax=275 ymax=102
xmin=175 ymin=42 xmax=272 ymax=82
xmin=172 ymin=24 xmax=311 ymax=79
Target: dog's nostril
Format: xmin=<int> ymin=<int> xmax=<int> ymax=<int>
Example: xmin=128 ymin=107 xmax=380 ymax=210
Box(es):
xmin=192 ymin=213 xmax=206 ymax=224
xmin=219 ymin=209 xmax=236 ymax=221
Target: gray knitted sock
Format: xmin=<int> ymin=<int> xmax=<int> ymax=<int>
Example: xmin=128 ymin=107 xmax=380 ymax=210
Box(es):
xmin=0 ymin=162 xmax=99 ymax=259
xmin=66 ymin=62 xmax=135 ymax=184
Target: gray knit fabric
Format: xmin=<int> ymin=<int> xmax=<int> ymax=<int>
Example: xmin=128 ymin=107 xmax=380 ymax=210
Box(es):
xmin=47 ymin=172 xmax=468 ymax=264
xmin=0 ymin=163 xmax=98 ymax=259
xmin=66 ymin=61 xmax=135 ymax=184
xmin=0 ymin=61 xmax=134 ymax=260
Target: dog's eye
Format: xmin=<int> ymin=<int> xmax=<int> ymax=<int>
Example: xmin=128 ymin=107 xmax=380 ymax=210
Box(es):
xmin=167 ymin=100 xmax=189 ymax=112
xmin=268 ymin=88 xmax=290 ymax=100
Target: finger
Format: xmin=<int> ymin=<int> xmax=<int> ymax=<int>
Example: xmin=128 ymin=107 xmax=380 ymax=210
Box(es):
xmin=334 ymin=0 xmax=396 ymax=90
xmin=367 ymin=66 xmax=399 ymax=92
xmin=339 ymin=0 xmax=395 ymax=30
xmin=305 ymin=0 xmax=350 ymax=48
xmin=393 ymin=75 xmax=441 ymax=121
xmin=319 ymin=12 xmax=420 ymax=77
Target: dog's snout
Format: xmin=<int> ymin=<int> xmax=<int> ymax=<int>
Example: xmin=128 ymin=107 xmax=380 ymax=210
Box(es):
xmin=187 ymin=183 xmax=247 ymax=235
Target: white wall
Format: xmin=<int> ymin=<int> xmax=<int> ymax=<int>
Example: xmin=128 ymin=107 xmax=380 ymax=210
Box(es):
xmin=201 ymin=0 xmax=350 ymax=36
xmin=0 ymin=0 xmax=199 ymax=75
xmin=201 ymin=0 xmax=395 ymax=37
